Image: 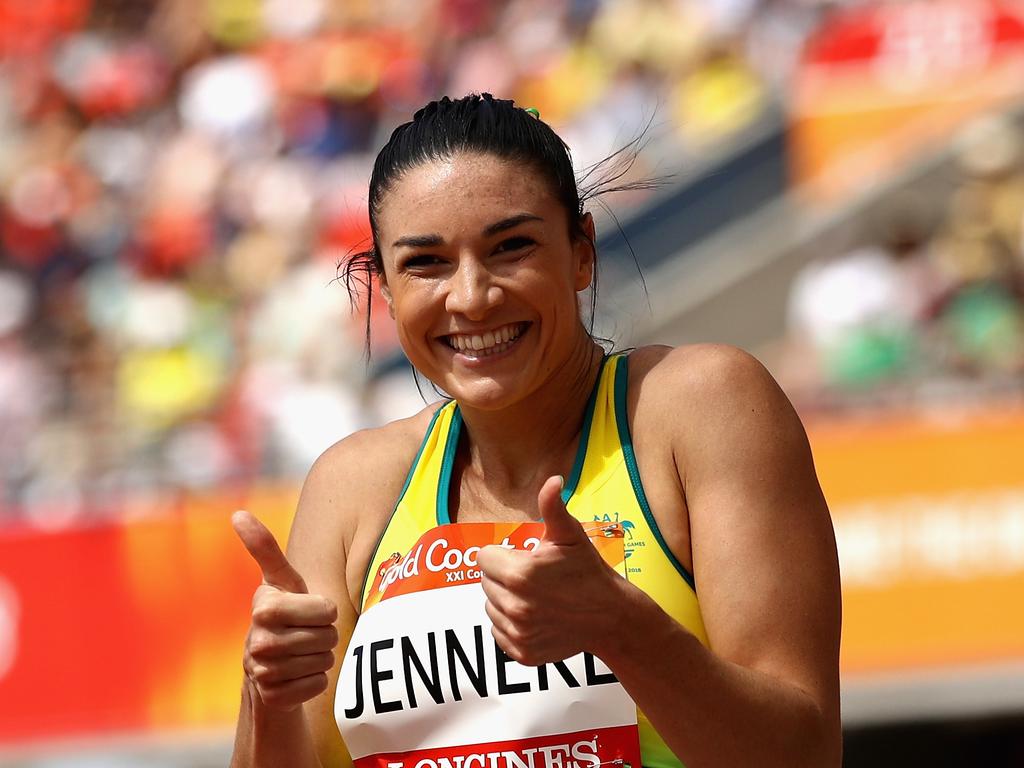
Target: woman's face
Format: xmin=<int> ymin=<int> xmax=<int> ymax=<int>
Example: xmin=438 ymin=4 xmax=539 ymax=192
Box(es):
xmin=375 ymin=152 xmax=595 ymax=410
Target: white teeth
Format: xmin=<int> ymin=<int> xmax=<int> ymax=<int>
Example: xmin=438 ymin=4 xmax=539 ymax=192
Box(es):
xmin=447 ymin=323 xmax=525 ymax=357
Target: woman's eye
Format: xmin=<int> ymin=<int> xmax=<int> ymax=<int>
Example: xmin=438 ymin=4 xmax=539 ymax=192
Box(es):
xmin=495 ymin=236 xmax=535 ymax=253
xmin=402 ymin=255 xmax=443 ymax=269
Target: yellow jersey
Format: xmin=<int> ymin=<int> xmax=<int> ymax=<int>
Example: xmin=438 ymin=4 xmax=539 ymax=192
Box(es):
xmin=359 ymin=353 xmax=707 ymax=768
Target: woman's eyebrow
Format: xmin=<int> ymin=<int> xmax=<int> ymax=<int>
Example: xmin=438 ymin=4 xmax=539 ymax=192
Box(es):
xmin=483 ymin=214 xmax=543 ymax=237
xmin=391 ymin=214 xmax=543 ymax=248
xmin=392 ymin=233 xmax=444 ymax=249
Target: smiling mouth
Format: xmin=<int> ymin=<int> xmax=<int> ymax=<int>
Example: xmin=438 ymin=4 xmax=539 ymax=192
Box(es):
xmin=442 ymin=322 xmax=529 ymax=358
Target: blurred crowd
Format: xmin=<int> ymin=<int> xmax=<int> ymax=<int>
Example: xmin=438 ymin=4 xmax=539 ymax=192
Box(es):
xmin=784 ymin=114 xmax=1024 ymax=407
xmin=0 ymin=0 xmax=835 ymax=524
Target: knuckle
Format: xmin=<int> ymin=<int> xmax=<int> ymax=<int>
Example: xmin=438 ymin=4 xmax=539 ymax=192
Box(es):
xmin=248 ymin=632 xmax=278 ymax=659
xmin=505 ymin=623 xmax=528 ymax=646
xmin=490 ymin=626 xmax=511 ymax=653
xmin=321 ymin=597 xmax=338 ymax=623
xmin=506 ymin=643 xmax=532 ymax=665
xmin=250 ymin=606 xmax=274 ymax=626
xmin=251 ymin=585 xmax=281 ymax=615
xmin=251 ymin=602 xmax=278 ymax=626
xmin=249 ymin=663 xmax=274 ymax=684
xmin=483 ymin=598 xmax=500 ymax=622
xmin=517 ymin=650 xmax=539 ymax=667
xmin=507 ymin=599 xmax=534 ymax=623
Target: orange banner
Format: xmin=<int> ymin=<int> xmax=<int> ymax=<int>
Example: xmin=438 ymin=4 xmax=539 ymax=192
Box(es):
xmin=1 ymin=405 xmax=1022 ymax=744
xmin=808 ymin=403 xmax=1024 ymax=676
xmin=0 ymin=484 xmax=297 ymax=743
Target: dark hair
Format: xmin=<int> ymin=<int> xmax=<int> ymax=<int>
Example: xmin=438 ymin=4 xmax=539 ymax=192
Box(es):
xmin=341 ymin=92 xmax=658 ymax=360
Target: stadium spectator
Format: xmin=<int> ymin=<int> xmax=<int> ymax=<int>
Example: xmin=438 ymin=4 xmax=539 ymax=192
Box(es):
xmin=0 ymin=0 xmax=799 ymax=522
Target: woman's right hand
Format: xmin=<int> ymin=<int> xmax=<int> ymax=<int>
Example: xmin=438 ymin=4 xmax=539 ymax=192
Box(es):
xmin=232 ymin=510 xmax=340 ymax=712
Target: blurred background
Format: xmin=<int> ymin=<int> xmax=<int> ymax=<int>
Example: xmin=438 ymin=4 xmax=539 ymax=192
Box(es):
xmin=0 ymin=0 xmax=1023 ymax=765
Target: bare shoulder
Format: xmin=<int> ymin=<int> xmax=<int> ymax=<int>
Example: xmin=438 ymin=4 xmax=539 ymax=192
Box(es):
xmin=630 ymin=343 xmax=789 ymax=413
xmin=628 ymin=343 xmax=804 ymax=461
xmin=286 ymin=402 xmax=445 ymax=606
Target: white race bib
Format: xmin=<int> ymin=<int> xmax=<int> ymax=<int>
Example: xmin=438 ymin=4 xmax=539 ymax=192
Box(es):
xmin=336 ymin=522 xmax=641 ymax=768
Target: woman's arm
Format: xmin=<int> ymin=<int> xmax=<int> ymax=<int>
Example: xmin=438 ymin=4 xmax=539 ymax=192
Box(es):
xmin=231 ymin=416 xmax=427 ymax=768
xmin=229 ymin=444 xmax=357 ymax=768
xmin=479 ymin=345 xmax=842 ymax=768
xmin=608 ymin=345 xmax=842 ymax=766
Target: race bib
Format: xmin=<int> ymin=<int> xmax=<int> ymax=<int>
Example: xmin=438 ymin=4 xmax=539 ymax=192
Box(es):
xmin=336 ymin=522 xmax=642 ymax=768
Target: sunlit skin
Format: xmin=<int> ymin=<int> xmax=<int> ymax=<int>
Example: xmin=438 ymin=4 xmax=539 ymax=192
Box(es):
xmin=375 ymin=152 xmax=601 ymax=415
xmin=230 ymin=151 xmax=843 ymax=768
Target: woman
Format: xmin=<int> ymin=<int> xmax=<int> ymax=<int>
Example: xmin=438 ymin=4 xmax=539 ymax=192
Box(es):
xmin=230 ymin=94 xmax=842 ymax=768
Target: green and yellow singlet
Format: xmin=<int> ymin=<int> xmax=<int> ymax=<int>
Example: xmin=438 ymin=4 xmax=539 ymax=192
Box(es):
xmin=359 ymin=353 xmax=707 ymax=768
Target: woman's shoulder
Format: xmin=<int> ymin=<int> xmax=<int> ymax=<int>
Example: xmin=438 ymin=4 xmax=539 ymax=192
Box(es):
xmin=289 ymin=402 xmax=447 ymax=554
xmin=627 ymin=343 xmax=803 ymax=449
xmin=628 ymin=343 xmax=784 ymax=409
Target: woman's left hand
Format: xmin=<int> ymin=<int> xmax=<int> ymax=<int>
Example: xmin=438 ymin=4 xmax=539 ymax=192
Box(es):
xmin=477 ymin=475 xmax=624 ymax=666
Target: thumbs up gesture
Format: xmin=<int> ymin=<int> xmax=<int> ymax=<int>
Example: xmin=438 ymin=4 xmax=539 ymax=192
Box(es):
xmin=233 ymin=510 xmax=339 ymax=711
xmin=477 ymin=476 xmax=623 ymax=666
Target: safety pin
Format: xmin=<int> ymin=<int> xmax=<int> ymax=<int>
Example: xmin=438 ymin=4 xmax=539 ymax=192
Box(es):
xmin=582 ymin=522 xmax=625 ymax=539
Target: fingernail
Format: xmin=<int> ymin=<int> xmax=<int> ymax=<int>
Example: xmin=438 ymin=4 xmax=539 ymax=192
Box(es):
xmin=557 ymin=475 xmax=565 ymax=491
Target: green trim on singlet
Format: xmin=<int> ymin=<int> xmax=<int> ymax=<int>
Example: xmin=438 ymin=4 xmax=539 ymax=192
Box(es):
xmin=614 ymin=355 xmax=697 ymax=593
xmin=357 ymin=404 xmax=448 ymax=607
xmin=560 ymin=355 xmax=609 ymax=506
xmin=355 ymin=353 xmax=702 ymax=768
xmin=435 ymin=358 xmax=609 ymax=524
xmin=435 ymin=407 xmax=463 ymax=525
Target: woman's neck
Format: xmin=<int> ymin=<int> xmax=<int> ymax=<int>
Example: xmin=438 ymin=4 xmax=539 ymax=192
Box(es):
xmin=455 ymin=340 xmax=606 ymax=499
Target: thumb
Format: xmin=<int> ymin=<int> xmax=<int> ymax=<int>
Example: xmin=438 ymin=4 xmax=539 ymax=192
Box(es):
xmin=539 ymin=475 xmax=585 ymax=546
xmin=232 ymin=510 xmax=308 ymax=594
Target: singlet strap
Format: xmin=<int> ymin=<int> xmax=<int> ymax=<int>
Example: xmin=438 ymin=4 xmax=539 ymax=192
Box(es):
xmin=612 ymin=355 xmax=697 ymax=593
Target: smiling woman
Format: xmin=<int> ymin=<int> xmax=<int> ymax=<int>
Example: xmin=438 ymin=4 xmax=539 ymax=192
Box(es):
xmin=374 ymin=151 xmax=597 ymax=410
xmin=229 ymin=94 xmax=843 ymax=768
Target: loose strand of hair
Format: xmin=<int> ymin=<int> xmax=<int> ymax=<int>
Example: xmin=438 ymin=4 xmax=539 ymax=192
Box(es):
xmin=574 ymin=112 xmax=670 ymax=310
xmin=575 ymin=111 xmax=667 ymax=197
xmin=589 ymin=196 xmax=650 ymax=311
xmin=335 ymin=245 xmax=378 ymax=361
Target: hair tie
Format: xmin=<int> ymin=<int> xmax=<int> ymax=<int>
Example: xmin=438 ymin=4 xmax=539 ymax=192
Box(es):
xmin=524 ymin=107 xmax=541 ymax=119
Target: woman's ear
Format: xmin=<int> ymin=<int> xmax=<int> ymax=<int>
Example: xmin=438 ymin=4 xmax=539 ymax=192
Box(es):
xmin=573 ymin=211 xmax=597 ymax=291
xmin=380 ymin=280 xmax=395 ymax=318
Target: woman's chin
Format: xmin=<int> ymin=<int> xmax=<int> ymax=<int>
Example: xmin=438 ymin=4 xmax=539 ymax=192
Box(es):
xmin=442 ymin=377 xmax=529 ymax=412
xmin=451 ymin=391 xmax=516 ymax=413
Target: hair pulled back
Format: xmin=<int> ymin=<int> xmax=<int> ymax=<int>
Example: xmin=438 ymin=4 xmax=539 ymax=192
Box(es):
xmin=373 ymin=94 xmax=584 ymax=241
xmin=342 ymin=92 xmax=656 ymax=359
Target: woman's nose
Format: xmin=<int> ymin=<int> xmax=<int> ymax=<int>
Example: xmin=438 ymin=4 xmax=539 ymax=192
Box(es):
xmin=444 ymin=258 xmax=503 ymax=319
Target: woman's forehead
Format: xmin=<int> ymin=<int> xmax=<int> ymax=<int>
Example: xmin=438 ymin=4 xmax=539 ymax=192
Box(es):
xmin=377 ymin=153 xmax=558 ymax=236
